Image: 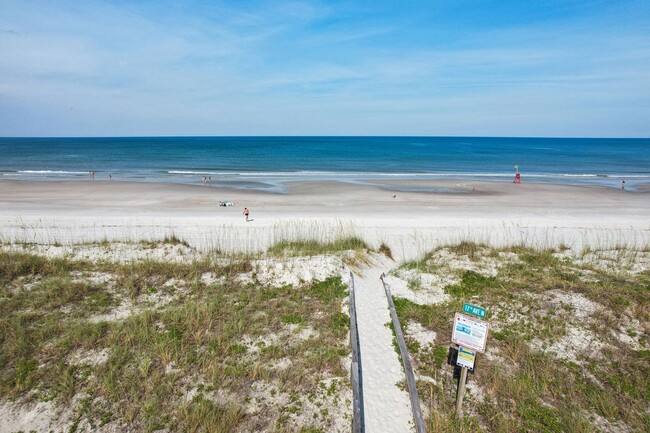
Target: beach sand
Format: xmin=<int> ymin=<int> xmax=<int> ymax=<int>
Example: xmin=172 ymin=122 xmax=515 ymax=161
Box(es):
xmin=1 ymin=179 xmax=648 ymax=259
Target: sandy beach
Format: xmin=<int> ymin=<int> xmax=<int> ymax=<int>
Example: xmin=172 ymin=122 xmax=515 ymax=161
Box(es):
xmin=1 ymin=178 xmax=648 ymax=258
xmin=4 ymin=177 xmax=648 ymax=432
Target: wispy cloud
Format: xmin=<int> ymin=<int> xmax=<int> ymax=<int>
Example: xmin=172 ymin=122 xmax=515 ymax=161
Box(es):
xmin=0 ymin=0 xmax=649 ymax=136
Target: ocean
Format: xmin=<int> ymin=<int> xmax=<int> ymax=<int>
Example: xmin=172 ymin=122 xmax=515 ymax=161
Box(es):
xmin=1 ymin=136 xmax=649 ymax=192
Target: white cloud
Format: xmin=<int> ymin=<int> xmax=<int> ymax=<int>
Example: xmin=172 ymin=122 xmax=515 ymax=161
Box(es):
xmin=0 ymin=0 xmax=648 ymax=136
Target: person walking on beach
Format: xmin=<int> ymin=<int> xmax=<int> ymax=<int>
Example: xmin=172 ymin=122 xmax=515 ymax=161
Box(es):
xmin=243 ymin=207 xmax=250 ymax=222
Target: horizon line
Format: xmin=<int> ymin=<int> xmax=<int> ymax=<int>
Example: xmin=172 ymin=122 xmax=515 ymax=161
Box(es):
xmin=1 ymin=135 xmax=649 ymax=140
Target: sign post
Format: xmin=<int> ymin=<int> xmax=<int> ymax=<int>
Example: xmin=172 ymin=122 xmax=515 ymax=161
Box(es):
xmin=455 ymin=367 xmax=468 ymax=415
xmin=451 ymin=308 xmax=489 ymax=416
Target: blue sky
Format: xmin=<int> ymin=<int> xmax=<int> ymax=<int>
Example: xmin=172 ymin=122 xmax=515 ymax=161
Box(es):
xmin=1 ymin=0 xmax=649 ymax=137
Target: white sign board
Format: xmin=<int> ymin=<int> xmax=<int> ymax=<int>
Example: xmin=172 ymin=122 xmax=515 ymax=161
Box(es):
xmin=456 ymin=346 xmax=476 ymax=370
xmin=452 ymin=313 xmax=489 ymax=353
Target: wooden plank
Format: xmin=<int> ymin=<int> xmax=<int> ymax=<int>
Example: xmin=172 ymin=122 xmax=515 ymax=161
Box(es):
xmin=381 ymin=273 xmax=426 ymax=433
xmin=349 ymin=272 xmax=364 ymax=433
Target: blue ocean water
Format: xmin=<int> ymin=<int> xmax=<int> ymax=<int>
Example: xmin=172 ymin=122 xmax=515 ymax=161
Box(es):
xmin=1 ymin=137 xmax=649 ymax=192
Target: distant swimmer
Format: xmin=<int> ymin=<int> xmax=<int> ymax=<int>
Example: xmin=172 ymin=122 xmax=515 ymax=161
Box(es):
xmin=243 ymin=207 xmax=250 ymax=222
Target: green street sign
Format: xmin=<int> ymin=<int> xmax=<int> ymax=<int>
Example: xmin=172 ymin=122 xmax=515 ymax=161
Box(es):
xmin=463 ymin=303 xmax=486 ymax=319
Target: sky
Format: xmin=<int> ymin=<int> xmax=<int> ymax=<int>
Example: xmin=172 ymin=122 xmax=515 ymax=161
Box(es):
xmin=1 ymin=0 xmax=649 ymax=137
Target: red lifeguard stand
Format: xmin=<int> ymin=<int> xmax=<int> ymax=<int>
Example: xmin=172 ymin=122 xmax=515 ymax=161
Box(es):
xmin=513 ymin=165 xmax=521 ymax=183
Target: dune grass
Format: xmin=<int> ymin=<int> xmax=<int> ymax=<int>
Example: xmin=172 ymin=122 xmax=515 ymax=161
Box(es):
xmin=391 ymin=243 xmax=650 ymax=433
xmin=267 ymin=236 xmax=369 ymax=257
xmin=0 ymin=247 xmax=352 ymax=432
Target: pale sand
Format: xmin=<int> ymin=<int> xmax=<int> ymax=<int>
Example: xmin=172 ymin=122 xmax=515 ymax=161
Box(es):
xmin=1 ymin=179 xmax=648 ymax=260
xmin=353 ymin=256 xmax=414 ymax=433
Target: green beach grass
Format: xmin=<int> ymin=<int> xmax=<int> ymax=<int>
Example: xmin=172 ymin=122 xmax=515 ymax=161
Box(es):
xmin=390 ymin=243 xmax=650 ymax=433
xmin=0 ymin=245 xmax=353 ymax=432
xmin=1 ymin=237 xmax=648 ymax=432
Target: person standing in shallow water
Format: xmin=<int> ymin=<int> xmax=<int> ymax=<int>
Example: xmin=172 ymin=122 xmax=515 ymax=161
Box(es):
xmin=243 ymin=207 xmax=250 ymax=222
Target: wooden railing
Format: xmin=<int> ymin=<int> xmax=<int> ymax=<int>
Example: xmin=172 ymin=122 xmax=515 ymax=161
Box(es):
xmin=349 ymin=272 xmax=365 ymax=433
xmin=380 ymin=273 xmax=426 ymax=433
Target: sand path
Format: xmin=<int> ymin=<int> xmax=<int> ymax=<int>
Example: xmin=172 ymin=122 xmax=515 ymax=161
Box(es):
xmin=354 ymin=256 xmax=414 ymax=433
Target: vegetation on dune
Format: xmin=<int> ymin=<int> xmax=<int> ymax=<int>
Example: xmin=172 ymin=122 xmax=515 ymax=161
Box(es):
xmin=392 ymin=242 xmax=650 ymax=433
xmin=378 ymin=242 xmax=393 ymax=260
xmin=445 ymin=241 xmax=489 ymax=262
xmin=2 ymin=238 xmax=649 ymax=432
xmin=267 ymin=236 xmax=369 ymax=257
xmin=0 ymin=250 xmax=351 ymax=432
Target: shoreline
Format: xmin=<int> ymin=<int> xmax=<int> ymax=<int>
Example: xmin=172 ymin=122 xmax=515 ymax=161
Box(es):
xmin=2 ymin=171 xmax=649 ymax=193
xmin=2 ymin=179 xmax=649 ymax=259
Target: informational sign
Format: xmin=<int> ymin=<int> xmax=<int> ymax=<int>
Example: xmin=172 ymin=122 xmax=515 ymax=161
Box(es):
xmin=456 ymin=346 xmax=476 ymax=370
xmin=463 ymin=303 xmax=486 ymax=319
xmin=452 ymin=313 xmax=489 ymax=353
